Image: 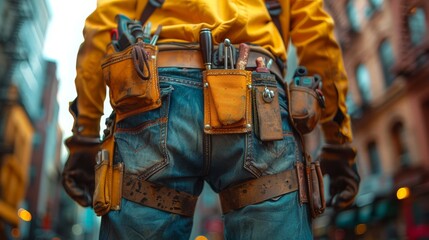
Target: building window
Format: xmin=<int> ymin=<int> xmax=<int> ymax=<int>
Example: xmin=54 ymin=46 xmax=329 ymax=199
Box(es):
xmin=370 ymin=0 xmax=383 ymax=9
xmin=367 ymin=141 xmax=382 ymax=175
xmin=346 ymin=92 xmax=358 ymax=115
xmin=356 ymin=64 xmax=372 ymax=104
xmin=366 ymin=0 xmax=383 ymax=17
xmin=379 ymin=40 xmax=395 ymax=87
xmin=408 ymin=7 xmax=427 ymax=46
xmin=391 ymin=121 xmax=410 ymax=168
xmin=347 ymin=0 xmax=361 ymax=32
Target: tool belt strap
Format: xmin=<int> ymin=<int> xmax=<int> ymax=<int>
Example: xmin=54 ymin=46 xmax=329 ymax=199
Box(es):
xmin=219 ymin=168 xmax=299 ymax=214
xmin=156 ymin=43 xmax=284 ymax=81
xmin=122 ymin=174 xmax=198 ymax=217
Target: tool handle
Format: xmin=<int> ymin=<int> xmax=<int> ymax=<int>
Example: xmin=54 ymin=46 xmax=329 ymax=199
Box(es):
xmin=199 ymin=28 xmax=213 ymax=70
xmin=236 ymin=43 xmax=250 ymax=70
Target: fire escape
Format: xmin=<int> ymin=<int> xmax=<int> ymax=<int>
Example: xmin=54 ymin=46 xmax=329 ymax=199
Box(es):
xmin=0 ymin=0 xmax=31 ymax=228
xmin=0 ymin=0 xmax=30 ymax=160
xmin=393 ymin=0 xmax=429 ymax=77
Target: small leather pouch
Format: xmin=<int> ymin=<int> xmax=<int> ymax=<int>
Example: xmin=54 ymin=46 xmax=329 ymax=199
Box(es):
xmin=296 ymin=160 xmax=326 ymax=218
xmin=93 ymin=116 xmax=123 ymax=216
xmin=101 ymin=41 xmax=161 ymax=122
xmin=93 ymin=150 xmax=111 ymax=216
xmin=309 ymin=161 xmax=325 ymax=217
xmin=289 ymin=84 xmax=323 ymax=134
xmin=203 ymin=69 xmax=252 ymax=134
xmin=252 ymin=72 xmax=283 ymax=141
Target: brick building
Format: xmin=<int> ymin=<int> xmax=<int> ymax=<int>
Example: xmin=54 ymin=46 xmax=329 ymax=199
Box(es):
xmin=311 ymin=0 xmax=429 ymax=239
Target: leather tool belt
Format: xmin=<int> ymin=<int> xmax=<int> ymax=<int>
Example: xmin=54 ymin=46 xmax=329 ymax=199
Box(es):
xmin=156 ymin=43 xmax=284 ymax=81
xmin=120 ymin=164 xmax=307 ymax=217
xmin=98 ymin=43 xmax=326 ymax=217
xmin=122 ymin=174 xmax=198 ymax=217
xmin=219 ymin=164 xmax=310 ymax=214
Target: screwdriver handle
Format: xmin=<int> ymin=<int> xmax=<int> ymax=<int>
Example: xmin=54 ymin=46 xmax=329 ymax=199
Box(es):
xmin=199 ymin=28 xmax=213 ymax=70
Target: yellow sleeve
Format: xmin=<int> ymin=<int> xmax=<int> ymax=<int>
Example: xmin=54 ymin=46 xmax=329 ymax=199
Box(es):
xmin=288 ymin=0 xmax=353 ymax=144
xmin=74 ymin=0 xmax=139 ymax=137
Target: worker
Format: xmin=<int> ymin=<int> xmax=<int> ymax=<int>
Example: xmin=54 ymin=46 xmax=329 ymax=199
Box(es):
xmin=62 ymin=0 xmax=360 ymax=239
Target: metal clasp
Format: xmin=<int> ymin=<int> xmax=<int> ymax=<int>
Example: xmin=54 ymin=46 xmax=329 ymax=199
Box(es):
xmin=262 ymin=86 xmax=275 ymax=103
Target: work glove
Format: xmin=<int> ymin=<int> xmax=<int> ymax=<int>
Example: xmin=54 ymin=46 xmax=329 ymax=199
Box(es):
xmin=62 ymin=135 xmax=100 ymax=207
xmin=320 ymin=143 xmax=360 ymax=210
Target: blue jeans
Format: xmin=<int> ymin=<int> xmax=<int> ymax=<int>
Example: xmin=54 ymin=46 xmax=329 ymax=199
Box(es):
xmin=99 ymin=68 xmax=312 ymax=239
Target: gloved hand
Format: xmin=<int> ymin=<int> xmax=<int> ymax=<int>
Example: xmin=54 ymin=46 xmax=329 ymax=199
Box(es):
xmin=320 ymin=143 xmax=360 ymax=210
xmin=62 ymin=135 xmax=100 ymax=207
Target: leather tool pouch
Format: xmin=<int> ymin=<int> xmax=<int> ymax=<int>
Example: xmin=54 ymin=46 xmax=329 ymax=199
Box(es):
xmin=251 ymin=72 xmax=283 ymax=141
xmin=101 ymin=42 xmax=161 ymax=122
xmin=296 ymin=160 xmax=326 ymax=218
xmin=203 ymin=69 xmax=252 ymax=134
xmin=289 ymin=84 xmax=323 ymax=134
xmin=93 ymin=117 xmax=124 ymax=216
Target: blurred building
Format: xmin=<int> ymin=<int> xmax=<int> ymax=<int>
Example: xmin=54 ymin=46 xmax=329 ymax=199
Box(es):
xmin=0 ymin=0 xmax=99 ymax=239
xmin=310 ymin=0 xmax=429 ymax=239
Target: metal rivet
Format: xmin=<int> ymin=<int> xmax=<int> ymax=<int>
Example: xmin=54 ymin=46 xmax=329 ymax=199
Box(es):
xmin=246 ymin=124 xmax=252 ymax=128
xmin=204 ymin=83 xmax=209 ymax=88
xmin=151 ymin=55 xmax=156 ymax=59
xmin=262 ymin=87 xmax=275 ymax=103
xmin=204 ymin=124 xmax=211 ymax=129
xmin=248 ymin=84 xmax=252 ymax=89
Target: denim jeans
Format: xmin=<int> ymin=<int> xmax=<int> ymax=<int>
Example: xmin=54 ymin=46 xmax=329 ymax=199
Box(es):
xmin=99 ymin=68 xmax=312 ymax=240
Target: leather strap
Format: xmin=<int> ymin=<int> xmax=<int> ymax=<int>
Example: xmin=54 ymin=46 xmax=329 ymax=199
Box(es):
xmin=265 ymin=0 xmax=282 ymax=37
xmin=219 ymin=168 xmax=299 ymax=214
xmin=140 ymin=0 xmax=165 ymax=24
xmin=122 ymin=174 xmax=198 ymax=217
xmin=156 ymin=44 xmax=285 ymax=80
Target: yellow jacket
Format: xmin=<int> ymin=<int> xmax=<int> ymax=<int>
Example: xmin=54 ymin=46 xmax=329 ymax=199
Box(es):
xmin=75 ymin=0 xmax=352 ymax=144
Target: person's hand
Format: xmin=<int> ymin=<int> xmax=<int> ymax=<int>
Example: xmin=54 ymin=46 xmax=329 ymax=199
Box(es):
xmin=62 ymin=136 xmax=100 ymax=207
xmin=320 ymin=144 xmax=360 ymax=210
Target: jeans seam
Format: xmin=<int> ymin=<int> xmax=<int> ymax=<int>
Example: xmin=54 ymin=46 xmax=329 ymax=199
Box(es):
xmin=244 ymin=131 xmax=262 ymax=177
xmin=144 ymin=90 xmax=171 ymax=180
xmin=159 ymin=76 xmax=203 ymax=88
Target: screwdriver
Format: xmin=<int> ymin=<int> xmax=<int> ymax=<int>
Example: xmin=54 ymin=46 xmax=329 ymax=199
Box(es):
xmin=150 ymin=25 xmax=162 ymax=45
xmin=199 ymin=28 xmax=213 ymax=70
xmin=224 ymin=39 xmax=234 ymax=69
xmin=142 ymin=21 xmax=152 ymax=44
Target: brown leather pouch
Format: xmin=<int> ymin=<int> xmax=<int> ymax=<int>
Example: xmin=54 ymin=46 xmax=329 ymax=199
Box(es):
xmin=289 ymin=84 xmax=323 ymax=134
xmin=252 ymin=72 xmax=283 ymax=141
xmin=101 ymin=41 xmax=161 ymax=122
xmin=296 ymin=160 xmax=326 ymax=218
xmin=93 ymin=117 xmax=123 ymax=216
xmin=203 ymin=69 xmax=252 ymax=134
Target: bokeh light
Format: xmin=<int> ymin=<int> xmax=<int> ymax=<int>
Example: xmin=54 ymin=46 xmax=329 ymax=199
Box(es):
xmin=396 ymin=187 xmax=410 ymax=200
xmin=17 ymin=208 xmax=32 ymax=222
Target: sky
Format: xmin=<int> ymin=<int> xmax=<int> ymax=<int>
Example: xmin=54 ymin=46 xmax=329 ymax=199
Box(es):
xmin=43 ymin=0 xmax=102 ymax=158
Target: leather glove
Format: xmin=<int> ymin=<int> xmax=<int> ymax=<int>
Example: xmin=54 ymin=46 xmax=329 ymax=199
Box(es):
xmin=320 ymin=144 xmax=360 ymax=210
xmin=62 ymin=135 xmax=100 ymax=207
